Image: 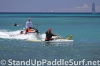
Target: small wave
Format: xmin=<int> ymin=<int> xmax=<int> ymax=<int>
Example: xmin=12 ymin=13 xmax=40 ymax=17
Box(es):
xmin=0 ymin=29 xmax=46 ymax=40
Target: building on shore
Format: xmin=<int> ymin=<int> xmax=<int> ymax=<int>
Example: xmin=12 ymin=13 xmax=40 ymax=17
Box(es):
xmin=92 ymin=2 xmax=95 ymax=14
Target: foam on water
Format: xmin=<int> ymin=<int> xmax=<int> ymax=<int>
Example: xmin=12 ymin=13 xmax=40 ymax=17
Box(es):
xmin=0 ymin=29 xmax=74 ymax=46
xmin=0 ymin=29 xmax=46 ymax=40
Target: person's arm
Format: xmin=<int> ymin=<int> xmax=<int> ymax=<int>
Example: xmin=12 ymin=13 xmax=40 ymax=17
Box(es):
xmin=51 ymin=33 xmax=57 ymax=36
xmin=53 ymin=34 xmax=57 ymax=36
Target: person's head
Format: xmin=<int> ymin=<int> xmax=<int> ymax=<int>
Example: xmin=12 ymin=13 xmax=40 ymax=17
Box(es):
xmin=48 ymin=28 xmax=52 ymax=32
xmin=28 ymin=18 xmax=31 ymax=22
xmin=20 ymin=31 xmax=23 ymax=34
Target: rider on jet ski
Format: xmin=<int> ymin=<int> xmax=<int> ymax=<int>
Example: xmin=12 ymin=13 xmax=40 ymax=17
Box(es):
xmin=25 ymin=18 xmax=39 ymax=34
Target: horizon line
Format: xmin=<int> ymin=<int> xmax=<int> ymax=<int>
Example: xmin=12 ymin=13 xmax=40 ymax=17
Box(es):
xmin=0 ymin=12 xmax=100 ymax=14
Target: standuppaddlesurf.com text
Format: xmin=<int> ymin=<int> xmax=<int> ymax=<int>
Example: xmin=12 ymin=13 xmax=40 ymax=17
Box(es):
xmin=0 ymin=59 xmax=100 ymax=66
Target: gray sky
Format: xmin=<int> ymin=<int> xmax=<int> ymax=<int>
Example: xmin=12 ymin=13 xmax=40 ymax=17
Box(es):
xmin=0 ymin=0 xmax=100 ymax=12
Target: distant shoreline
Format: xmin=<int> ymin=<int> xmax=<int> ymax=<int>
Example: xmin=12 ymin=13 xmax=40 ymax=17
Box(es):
xmin=0 ymin=12 xmax=100 ymax=14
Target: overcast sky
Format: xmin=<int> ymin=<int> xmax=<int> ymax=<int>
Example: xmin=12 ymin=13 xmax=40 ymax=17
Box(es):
xmin=0 ymin=0 xmax=100 ymax=12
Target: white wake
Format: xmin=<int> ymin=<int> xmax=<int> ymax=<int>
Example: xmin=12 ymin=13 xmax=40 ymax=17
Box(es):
xmin=0 ymin=29 xmax=46 ymax=40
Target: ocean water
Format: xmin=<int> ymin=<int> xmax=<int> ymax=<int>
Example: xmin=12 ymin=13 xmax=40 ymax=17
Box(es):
xmin=0 ymin=13 xmax=100 ymax=66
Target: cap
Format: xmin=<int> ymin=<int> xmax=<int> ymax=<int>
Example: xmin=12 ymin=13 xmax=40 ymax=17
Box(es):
xmin=48 ymin=28 xmax=52 ymax=31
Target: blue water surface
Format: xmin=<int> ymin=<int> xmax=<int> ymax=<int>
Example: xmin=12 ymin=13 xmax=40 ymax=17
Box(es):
xmin=0 ymin=13 xmax=100 ymax=66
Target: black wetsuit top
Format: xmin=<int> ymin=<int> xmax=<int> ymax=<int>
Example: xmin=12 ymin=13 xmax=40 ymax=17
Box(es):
xmin=45 ymin=31 xmax=55 ymax=40
xmin=14 ymin=23 xmax=17 ymax=26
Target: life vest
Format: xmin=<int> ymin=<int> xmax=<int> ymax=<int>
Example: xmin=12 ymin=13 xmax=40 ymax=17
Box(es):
xmin=27 ymin=28 xmax=34 ymax=32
